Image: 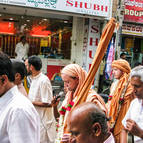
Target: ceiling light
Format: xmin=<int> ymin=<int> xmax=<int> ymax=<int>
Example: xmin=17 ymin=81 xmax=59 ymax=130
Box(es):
xmin=26 ymin=19 xmax=30 ymax=22
xmin=64 ymin=20 xmax=68 ymax=23
xmin=43 ymin=19 xmax=47 ymax=21
xmin=9 ymin=18 xmax=13 ymax=20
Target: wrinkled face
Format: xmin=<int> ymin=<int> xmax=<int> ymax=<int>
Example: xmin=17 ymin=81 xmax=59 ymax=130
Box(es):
xmin=68 ymin=113 xmax=93 ymax=143
xmin=131 ymin=76 xmax=143 ymax=99
xmin=112 ymin=67 xmax=123 ymax=79
xmin=61 ymin=74 xmax=79 ymax=92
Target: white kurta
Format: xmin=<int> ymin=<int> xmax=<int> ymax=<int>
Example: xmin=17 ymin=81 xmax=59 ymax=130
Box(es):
xmin=0 ymin=86 xmax=40 ymax=143
xmin=15 ymin=42 xmax=29 ymax=60
xmin=28 ymin=72 xmax=56 ymax=143
xmin=122 ymin=98 xmax=143 ymax=142
xmin=104 ymin=133 xmax=115 ymax=143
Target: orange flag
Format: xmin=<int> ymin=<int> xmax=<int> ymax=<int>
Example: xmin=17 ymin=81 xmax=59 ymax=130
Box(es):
xmin=73 ymin=18 xmax=116 ymax=108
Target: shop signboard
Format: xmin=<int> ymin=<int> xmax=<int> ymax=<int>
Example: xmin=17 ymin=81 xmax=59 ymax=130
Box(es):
xmin=122 ymin=24 xmax=143 ymax=36
xmin=47 ymin=65 xmax=62 ymax=80
xmin=84 ymin=19 xmax=100 ymax=72
xmin=40 ymin=58 xmax=70 ymax=79
xmin=82 ymin=25 xmax=89 ymax=71
xmin=124 ymin=0 xmax=143 ymax=23
xmin=0 ymin=0 xmax=111 ymax=18
xmin=82 ymin=19 xmax=100 ymax=87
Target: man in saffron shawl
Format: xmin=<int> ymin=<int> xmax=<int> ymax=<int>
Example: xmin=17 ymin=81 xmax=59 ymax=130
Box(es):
xmin=107 ymin=59 xmax=134 ymax=143
xmin=54 ymin=64 xmax=107 ymax=143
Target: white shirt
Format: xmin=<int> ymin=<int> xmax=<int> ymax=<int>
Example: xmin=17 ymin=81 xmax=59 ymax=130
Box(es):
xmin=0 ymin=86 xmax=40 ymax=143
xmin=28 ymin=72 xmax=56 ymax=143
xmin=122 ymin=98 xmax=143 ymax=142
xmin=15 ymin=42 xmax=29 ymax=60
xmin=104 ymin=133 xmax=115 ymax=143
xmin=17 ymin=83 xmax=27 ymax=97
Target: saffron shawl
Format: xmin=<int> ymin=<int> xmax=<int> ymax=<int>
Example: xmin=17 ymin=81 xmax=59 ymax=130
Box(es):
xmin=56 ymin=18 xmax=116 ymax=143
xmin=108 ymin=59 xmax=134 ymax=142
xmin=61 ymin=64 xmax=107 ymax=130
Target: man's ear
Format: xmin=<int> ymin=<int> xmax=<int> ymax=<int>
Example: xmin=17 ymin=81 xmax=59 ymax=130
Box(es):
xmin=15 ymin=73 xmax=21 ymax=80
xmin=91 ymin=122 xmax=101 ymax=137
xmin=29 ymin=64 xmax=33 ymax=71
xmin=1 ymin=75 xmax=8 ymax=85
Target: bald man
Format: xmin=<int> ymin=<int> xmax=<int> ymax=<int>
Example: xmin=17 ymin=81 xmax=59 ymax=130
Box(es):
xmin=67 ymin=102 xmax=115 ymax=143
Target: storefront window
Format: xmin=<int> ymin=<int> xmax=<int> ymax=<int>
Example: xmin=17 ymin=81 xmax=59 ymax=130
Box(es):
xmin=0 ymin=12 xmax=72 ymax=59
xmin=121 ymin=36 xmax=143 ymax=67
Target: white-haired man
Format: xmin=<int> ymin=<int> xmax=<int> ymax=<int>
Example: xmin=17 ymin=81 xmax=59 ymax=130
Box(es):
xmin=121 ymin=66 xmax=143 ymax=143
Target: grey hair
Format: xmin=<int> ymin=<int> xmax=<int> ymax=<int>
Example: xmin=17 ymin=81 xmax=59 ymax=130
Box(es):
xmin=130 ymin=66 xmax=143 ymax=82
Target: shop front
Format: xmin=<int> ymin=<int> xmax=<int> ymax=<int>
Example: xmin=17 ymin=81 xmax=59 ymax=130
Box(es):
xmin=0 ymin=0 xmax=112 ymax=89
xmin=122 ymin=23 xmax=143 ymax=67
xmin=122 ymin=0 xmax=143 ymax=67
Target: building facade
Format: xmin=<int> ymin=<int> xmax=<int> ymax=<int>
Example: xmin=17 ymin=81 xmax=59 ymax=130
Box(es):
xmin=122 ymin=0 xmax=143 ymax=67
xmin=0 ymin=0 xmax=112 ymax=89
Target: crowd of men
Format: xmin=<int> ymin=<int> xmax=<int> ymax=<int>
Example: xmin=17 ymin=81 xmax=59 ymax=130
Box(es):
xmin=0 ymin=51 xmax=143 ymax=143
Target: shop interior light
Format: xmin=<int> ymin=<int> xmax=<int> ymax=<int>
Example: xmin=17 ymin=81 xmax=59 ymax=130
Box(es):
xmin=9 ymin=18 xmax=13 ymax=20
xmin=0 ymin=21 xmax=15 ymax=34
xmin=30 ymin=25 xmax=51 ymax=37
xmin=64 ymin=20 xmax=68 ymax=23
xmin=43 ymin=19 xmax=48 ymax=21
xmin=0 ymin=12 xmax=71 ymax=37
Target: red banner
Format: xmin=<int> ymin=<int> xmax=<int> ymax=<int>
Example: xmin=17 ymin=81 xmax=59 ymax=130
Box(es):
xmin=124 ymin=0 xmax=143 ymax=23
xmin=47 ymin=65 xmax=63 ymax=80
